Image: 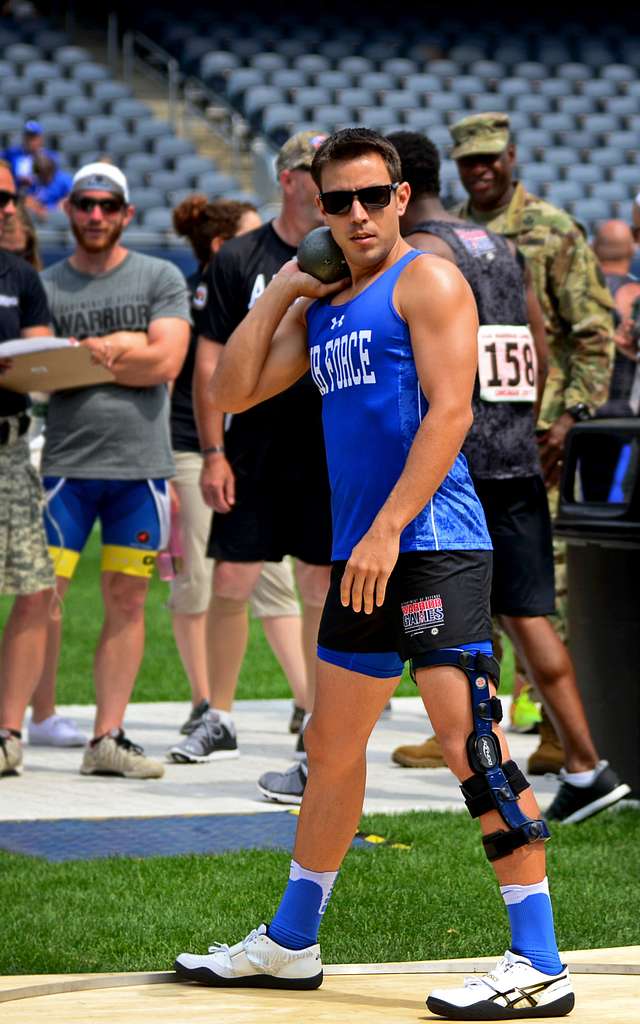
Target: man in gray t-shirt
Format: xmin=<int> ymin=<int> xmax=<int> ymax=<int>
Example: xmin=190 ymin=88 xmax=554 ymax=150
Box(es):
xmin=36 ymin=162 xmax=190 ymax=779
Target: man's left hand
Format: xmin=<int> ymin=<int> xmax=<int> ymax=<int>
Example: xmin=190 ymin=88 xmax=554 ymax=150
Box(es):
xmin=538 ymin=411 xmax=574 ymax=487
xmin=341 ymin=526 xmax=400 ymax=614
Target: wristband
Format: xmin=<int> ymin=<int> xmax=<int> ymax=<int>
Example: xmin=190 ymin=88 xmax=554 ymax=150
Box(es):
xmin=201 ymin=445 xmax=225 ymax=456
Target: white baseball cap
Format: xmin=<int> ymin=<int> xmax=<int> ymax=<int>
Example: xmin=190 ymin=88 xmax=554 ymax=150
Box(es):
xmin=71 ymin=162 xmax=129 ymax=203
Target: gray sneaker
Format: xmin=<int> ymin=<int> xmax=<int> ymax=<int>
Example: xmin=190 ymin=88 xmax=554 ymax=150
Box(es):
xmin=0 ymin=730 xmax=23 ymax=776
xmin=169 ymin=710 xmax=239 ymax=764
xmin=80 ymin=729 xmax=164 ymax=779
xmin=180 ymin=699 xmax=210 ymax=735
xmin=258 ymin=760 xmax=307 ymax=805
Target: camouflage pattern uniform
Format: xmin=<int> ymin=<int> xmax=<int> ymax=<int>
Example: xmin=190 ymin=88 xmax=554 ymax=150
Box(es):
xmin=0 ymin=438 xmax=54 ymax=595
xmin=450 ymin=112 xmax=616 ymax=639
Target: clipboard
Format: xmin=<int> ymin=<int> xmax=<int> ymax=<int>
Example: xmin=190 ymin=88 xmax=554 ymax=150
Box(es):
xmin=0 ymin=337 xmax=115 ymax=393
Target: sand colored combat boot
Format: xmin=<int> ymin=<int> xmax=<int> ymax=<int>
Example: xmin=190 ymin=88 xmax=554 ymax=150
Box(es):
xmin=527 ymin=709 xmax=565 ymax=775
xmin=392 ymin=733 xmax=447 ymax=768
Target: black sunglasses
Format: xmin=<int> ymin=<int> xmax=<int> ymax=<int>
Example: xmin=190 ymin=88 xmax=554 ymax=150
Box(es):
xmin=0 ymin=190 xmax=18 ymax=208
xmin=319 ymin=183 xmax=399 ymax=216
xmin=71 ymin=197 xmax=125 ymax=214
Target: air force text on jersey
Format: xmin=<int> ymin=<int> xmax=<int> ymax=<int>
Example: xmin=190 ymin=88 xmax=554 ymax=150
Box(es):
xmin=309 ymin=325 xmax=377 ymax=395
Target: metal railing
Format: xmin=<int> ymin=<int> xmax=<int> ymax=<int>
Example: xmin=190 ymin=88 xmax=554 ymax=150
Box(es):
xmin=122 ymin=31 xmax=181 ymax=128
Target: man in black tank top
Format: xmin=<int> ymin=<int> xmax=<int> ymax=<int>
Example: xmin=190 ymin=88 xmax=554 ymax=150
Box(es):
xmin=388 ymin=132 xmax=629 ymax=824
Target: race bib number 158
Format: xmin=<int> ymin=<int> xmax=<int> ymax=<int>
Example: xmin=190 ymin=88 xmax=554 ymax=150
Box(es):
xmin=477 ymin=325 xmax=537 ymax=403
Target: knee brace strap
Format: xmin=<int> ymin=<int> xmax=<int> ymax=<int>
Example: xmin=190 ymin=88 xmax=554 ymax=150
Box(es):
xmin=461 ymin=760 xmax=530 ymax=818
xmin=420 ymin=646 xmax=550 ymax=862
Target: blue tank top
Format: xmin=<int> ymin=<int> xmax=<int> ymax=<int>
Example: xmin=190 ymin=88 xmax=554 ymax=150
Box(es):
xmin=306 ymin=250 xmax=491 ymax=560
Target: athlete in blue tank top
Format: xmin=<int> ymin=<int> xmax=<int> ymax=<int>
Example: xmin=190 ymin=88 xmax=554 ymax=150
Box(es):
xmin=306 ymin=249 xmax=490 ymax=560
xmin=176 ymin=129 xmax=572 ymax=1022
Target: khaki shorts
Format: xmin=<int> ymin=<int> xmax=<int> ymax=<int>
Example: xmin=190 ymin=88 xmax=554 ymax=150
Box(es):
xmin=0 ymin=438 xmax=55 ymax=595
xmin=168 ymin=451 xmax=300 ymax=618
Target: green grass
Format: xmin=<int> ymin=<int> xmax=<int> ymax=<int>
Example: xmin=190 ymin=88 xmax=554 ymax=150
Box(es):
xmin=0 ymin=528 xmax=514 ymax=703
xmin=1 ymin=809 xmax=638 ymax=975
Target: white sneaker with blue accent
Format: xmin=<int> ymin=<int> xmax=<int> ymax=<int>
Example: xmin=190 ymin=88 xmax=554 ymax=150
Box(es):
xmin=427 ymin=950 xmax=574 ymax=1019
xmin=174 ymin=923 xmax=323 ymax=989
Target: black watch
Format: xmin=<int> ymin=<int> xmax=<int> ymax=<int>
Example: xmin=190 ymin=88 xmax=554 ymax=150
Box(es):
xmin=566 ymin=403 xmax=591 ymax=422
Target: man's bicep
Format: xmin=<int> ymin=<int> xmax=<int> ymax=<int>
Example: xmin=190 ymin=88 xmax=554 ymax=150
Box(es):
xmin=148 ymin=316 xmax=190 ymax=347
xmin=254 ymin=301 xmax=310 ymax=401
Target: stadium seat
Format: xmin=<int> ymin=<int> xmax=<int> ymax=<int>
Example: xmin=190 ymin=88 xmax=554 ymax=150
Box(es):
xmin=513 ymin=95 xmax=551 ymax=115
xmin=512 ymin=62 xmax=546 ymax=81
xmin=581 ymin=79 xmax=617 ymax=100
xmin=544 ymin=146 xmax=577 ymax=167
xmin=131 ymin=187 xmax=165 ymax=214
xmin=269 ymin=68 xmax=309 ymax=91
xmin=65 ymin=96 xmax=102 ymax=121
xmin=102 ymin=135 xmax=140 ymax=160
xmin=606 ymin=97 xmax=638 ymax=118
xmin=195 ymin=170 xmax=239 ymax=196
xmin=153 ymin=137 xmax=196 ymax=162
xmin=34 ymin=113 xmax=74 ymax=143
xmin=404 ymin=109 xmax=446 ymax=130
xmin=582 ymin=114 xmax=618 ymax=136
xmin=359 ymin=72 xmax=396 ymax=93
xmin=174 ymin=155 xmax=216 ymax=183
xmin=572 ymin=198 xmax=611 ymax=224
xmin=341 ymin=57 xmax=374 ymax=77
xmin=135 ymin=119 xmax=174 ymax=143
xmin=4 ymin=43 xmax=40 ymax=67
xmin=294 ymin=55 xmax=330 ymax=75
xmin=43 ymin=80 xmax=81 ymax=107
xmin=84 ymin=116 xmax=128 ymax=142
xmin=566 ymin=165 xmax=604 ymax=185
xmin=496 ymin=77 xmax=530 ymax=99
xmin=522 ymin=164 xmax=556 ymax=190
xmin=356 ymin=108 xmax=400 ymax=132
xmin=542 ymin=113 xmax=575 ymax=135
xmin=70 ymin=62 xmax=111 ymax=85
xmin=545 ymin=182 xmax=584 ymax=206
xmin=607 ymin=131 xmax=637 ymax=152
xmin=306 ymin=105 xmax=351 ymax=130
xmin=243 ymin=86 xmax=285 ymax=120
xmin=426 ymin=60 xmax=458 ymax=79
xmin=16 ymin=96 xmax=56 ymax=119
xmin=591 ymin=181 xmax=630 ymax=202
xmin=467 ymin=93 xmax=502 ymax=112
xmin=469 ymin=60 xmax=505 ymax=81
xmin=90 ymin=81 xmax=131 ymax=104
xmin=60 ymin=132 xmax=101 ymax=161
xmin=2 ymin=79 xmax=30 ymax=106
xmin=252 ymin=53 xmax=287 ymax=73
xmin=538 ymin=79 xmax=573 ymax=98
xmin=261 ymin=103 xmax=306 ymax=143
xmin=55 ymin=46 xmax=93 ymax=69
xmin=0 ymin=112 xmax=22 ymax=136
xmin=141 ymin=208 xmax=174 ymax=231
xmin=295 ymin=87 xmax=334 ymax=113
xmin=601 ymin=63 xmax=635 ymax=82
xmin=515 ymin=129 xmax=548 ymax=150
xmin=226 ymin=68 xmax=266 ymax=101
xmin=610 ymin=166 xmax=640 ymax=189
xmin=150 ymin=170 xmax=184 ymax=194
xmin=199 ymin=51 xmax=240 ymax=85
xmin=384 ymin=58 xmax=418 ymax=80
xmin=557 ymin=96 xmax=594 ymax=116
xmin=22 ymin=60 xmax=59 ymax=85
xmin=589 ymin=149 xmax=624 ymax=168
xmin=556 ymin=62 xmax=590 ymax=81
xmin=124 ymin=153 xmax=165 ymax=177
xmin=335 ymin=88 xmax=375 ymax=111
xmin=109 ymin=99 xmax=151 ymax=123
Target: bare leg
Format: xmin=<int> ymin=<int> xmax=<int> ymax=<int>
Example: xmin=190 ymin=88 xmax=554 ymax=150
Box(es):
xmin=260 ymin=615 xmax=307 ymax=708
xmin=294 ymin=660 xmax=398 ymax=870
xmin=93 ymin=571 xmax=149 ymax=737
xmin=417 ymin=665 xmax=546 ymax=886
xmin=208 ymin=561 xmax=263 ymax=711
xmin=171 ymin=610 xmax=209 ymax=706
xmin=501 ymin=614 xmax=599 ymax=772
xmin=295 ymin=561 xmax=330 ymax=714
xmin=0 ymin=589 xmax=54 ymax=731
xmin=30 ymin=576 xmax=69 ymax=723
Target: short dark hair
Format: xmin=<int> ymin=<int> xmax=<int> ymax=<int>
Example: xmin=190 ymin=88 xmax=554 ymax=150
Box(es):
xmin=310 ymin=128 xmax=402 ymax=189
xmin=386 ymin=131 xmax=440 ymax=199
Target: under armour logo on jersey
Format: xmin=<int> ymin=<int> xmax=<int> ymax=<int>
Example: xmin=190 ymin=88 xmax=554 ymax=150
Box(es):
xmin=330 ymin=315 xmax=345 ymax=330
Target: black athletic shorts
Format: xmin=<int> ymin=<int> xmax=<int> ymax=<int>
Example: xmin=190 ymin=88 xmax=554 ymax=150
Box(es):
xmin=207 ymin=449 xmax=333 ymax=566
xmin=473 ymin=475 xmax=556 ymax=617
xmin=317 ymin=550 xmax=493 ymax=677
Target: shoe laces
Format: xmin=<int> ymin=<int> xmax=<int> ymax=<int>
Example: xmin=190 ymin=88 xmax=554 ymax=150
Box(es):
xmin=113 ymin=731 xmax=144 ymax=756
xmin=463 ymin=951 xmax=520 ymax=990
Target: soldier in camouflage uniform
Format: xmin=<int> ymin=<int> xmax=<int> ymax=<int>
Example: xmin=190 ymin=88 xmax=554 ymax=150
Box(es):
xmin=0 ymin=160 xmax=54 ymax=777
xmin=450 ymin=113 xmax=616 ymax=771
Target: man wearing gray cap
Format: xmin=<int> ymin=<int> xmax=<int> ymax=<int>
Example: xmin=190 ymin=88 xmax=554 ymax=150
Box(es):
xmin=30 ymin=161 xmax=190 ymax=779
xmin=185 ymin=131 xmax=332 ymax=787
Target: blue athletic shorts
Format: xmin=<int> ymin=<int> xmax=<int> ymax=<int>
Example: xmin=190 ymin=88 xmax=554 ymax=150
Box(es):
xmin=42 ymin=477 xmax=170 ymax=579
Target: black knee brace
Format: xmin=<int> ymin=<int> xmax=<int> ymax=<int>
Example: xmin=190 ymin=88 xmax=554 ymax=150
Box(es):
xmin=412 ymin=646 xmax=550 ymax=862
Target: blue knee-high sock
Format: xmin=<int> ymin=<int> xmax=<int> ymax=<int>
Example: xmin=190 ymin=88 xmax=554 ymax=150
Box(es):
xmin=500 ymin=878 xmax=564 ymax=974
xmin=268 ymin=860 xmax=338 ymax=950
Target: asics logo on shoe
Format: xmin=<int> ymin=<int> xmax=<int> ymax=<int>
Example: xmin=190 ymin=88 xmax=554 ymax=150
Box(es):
xmin=492 ymin=979 xmax=559 ymax=1009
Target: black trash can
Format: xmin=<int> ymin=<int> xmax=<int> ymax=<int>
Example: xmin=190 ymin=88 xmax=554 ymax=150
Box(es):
xmin=555 ymin=418 xmax=640 ymax=799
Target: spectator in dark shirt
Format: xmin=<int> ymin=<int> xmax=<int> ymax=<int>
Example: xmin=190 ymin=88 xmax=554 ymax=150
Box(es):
xmin=0 ymin=158 xmax=55 ymax=778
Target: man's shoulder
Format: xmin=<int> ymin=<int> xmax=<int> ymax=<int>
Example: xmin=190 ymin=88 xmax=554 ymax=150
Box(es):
xmin=41 ymin=257 xmax=69 ymax=283
xmin=215 ymin=222 xmax=274 ymax=266
xmin=517 ymin=189 xmax=582 ymax=236
xmin=125 ymin=249 xmax=182 ymax=277
xmin=0 ymin=248 xmax=41 ymax=286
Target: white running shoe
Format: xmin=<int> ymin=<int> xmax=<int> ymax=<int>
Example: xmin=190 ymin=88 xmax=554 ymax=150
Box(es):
xmin=28 ymin=714 xmax=87 ymax=747
xmin=174 ymin=923 xmax=323 ymax=989
xmin=426 ymin=950 xmax=574 ymax=1019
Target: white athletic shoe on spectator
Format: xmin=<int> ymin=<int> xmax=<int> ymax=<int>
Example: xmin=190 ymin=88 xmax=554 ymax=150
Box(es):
xmin=174 ymin=923 xmax=323 ymax=989
xmin=28 ymin=714 xmax=87 ymax=747
xmin=0 ymin=730 xmax=23 ymax=775
xmin=80 ymin=729 xmax=164 ymax=779
xmin=427 ymin=950 xmax=574 ymax=1019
